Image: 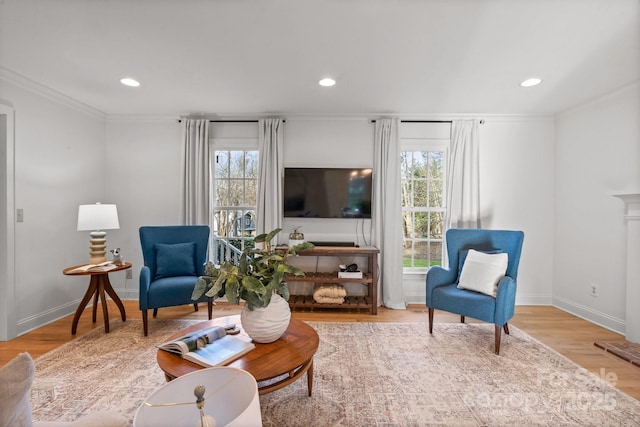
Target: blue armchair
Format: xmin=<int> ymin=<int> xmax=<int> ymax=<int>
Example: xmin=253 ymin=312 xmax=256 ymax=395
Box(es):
xmin=426 ymin=228 xmax=524 ymax=354
xmin=139 ymin=225 xmax=213 ymax=336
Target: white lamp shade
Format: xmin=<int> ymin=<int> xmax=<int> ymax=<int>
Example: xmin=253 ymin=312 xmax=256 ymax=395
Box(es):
xmin=134 ymin=367 xmax=262 ymax=427
xmin=77 ymin=203 xmax=119 ymax=231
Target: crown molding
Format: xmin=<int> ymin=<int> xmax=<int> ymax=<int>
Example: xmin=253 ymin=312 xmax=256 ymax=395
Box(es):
xmin=0 ymin=66 xmax=106 ymax=120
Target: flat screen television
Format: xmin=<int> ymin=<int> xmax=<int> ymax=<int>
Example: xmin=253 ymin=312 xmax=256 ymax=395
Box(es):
xmin=283 ymin=167 xmax=373 ymax=218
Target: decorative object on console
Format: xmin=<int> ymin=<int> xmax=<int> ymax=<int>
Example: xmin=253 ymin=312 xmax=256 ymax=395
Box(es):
xmin=77 ymin=203 xmax=120 ymax=264
xmin=192 ymin=228 xmax=314 ymax=343
xmin=338 ymin=262 xmax=362 ymax=278
xmin=133 ymin=367 xmax=261 ymax=427
xmin=288 ymin=226 xmax=305 ymax=246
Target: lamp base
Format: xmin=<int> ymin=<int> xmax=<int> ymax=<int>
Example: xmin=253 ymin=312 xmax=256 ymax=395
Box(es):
xmin=88 ymin=231 xmax=107 ymax=264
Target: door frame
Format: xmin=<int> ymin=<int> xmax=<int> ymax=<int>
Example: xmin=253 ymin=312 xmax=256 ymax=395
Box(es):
xmin=1 ymin=102 xmax=16 ymax=340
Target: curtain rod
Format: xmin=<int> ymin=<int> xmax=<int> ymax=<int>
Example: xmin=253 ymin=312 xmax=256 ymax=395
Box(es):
xmin=177 ymin=119 xmax=286 ymax=123
xmin=370 ymin=119 xmax=485 ymax=124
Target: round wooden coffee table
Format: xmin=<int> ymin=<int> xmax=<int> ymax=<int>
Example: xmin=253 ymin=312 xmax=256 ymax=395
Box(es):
xmin=156 ymin=315 xmax=319 ymax=396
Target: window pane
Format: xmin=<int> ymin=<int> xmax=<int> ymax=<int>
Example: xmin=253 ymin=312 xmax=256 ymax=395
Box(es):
xmin=215 ymin=179 xmax=228 ymax=206
xmin=428 ymin=152 xmax=442 ymax=179
xmin=429 ymin=180 xmax=443 ymax=208
xmin=228 ymin=179 xmax=244 ymax=206
xmin=229 ymin=152 xmax=244 ymax=178
xmin=414 ymin=212 xmax=429 ymax=238
xmin=213 ymin=210 xmax=228 ymax=237
xmin=403 ymin=240 xmax=413 ymax=267
xmin=245 ymin=179 xmax=257 ymax=205
xmin=430 ymin=212 xmax=444 ymax=239
xmin=402 ymin=212 xmax=414 ymax=239
xmin=412 ymin=152 xmax=427 ymax=178
xmin=413 ymin=181 xmax=427 ymax=208
xmin=215 ymin=151 xmax=229 ymax=178
xmin=400 ymin=152 xmax=412 ymax=178
xmin=400 ymin=146 xmax=446 ymax=269
xmin=430 ymin=242 xmax=443 ymax=266
xmin=414 ymin=241 xmax=429 ymax=268
xmin=401 ymin=179 xmax=412 ymax=207
xmin=245 ymin=151 xmax=258 ymax=178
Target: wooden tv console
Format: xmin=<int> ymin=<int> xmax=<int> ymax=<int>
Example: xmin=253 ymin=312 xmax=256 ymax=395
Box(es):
xmin=286 ymin=246 xmax=379 ymax=315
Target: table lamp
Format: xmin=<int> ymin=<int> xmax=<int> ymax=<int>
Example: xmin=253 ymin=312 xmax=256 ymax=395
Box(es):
xmin=77 ymin=203 xmax=119 ymax=264
xmin=133 ymin=367 xmax=262 ymax=427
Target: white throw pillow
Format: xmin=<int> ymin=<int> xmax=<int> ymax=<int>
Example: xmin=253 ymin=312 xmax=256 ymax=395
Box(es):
xmin=457 ymin=249 xmax=508 ymax=297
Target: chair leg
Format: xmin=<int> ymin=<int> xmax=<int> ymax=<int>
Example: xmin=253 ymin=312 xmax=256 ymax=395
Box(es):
xmin=461 ymin=315 xmax=465 ymax=324
xmin=194 ymin=303 xmax=199 ymax=312
xmin=153 ymin=308 xmax=158 ymax=317
xmin=494 ymin=324 xmax=502 ymax=355
xmin=142 ymin=310 xmax=148 ymax=337
xmin=428 ymin=307 xmax=434 ymax=334
xmin=207 ymin=300 xmax=213 ymax=319
xmin=503 ymin=323 xmax=510 ymax=335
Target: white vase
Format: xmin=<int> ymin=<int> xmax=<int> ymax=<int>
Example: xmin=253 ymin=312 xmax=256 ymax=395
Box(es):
xmin=240 ymin=293 xmax=291 ymax=343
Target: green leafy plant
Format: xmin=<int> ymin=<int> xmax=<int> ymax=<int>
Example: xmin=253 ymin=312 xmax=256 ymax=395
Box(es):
xmin=191 ymin=228 xmax=314 ymax=310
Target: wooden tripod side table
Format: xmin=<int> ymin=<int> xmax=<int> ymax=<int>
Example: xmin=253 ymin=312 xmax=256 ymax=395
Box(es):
xmin=63 ymin=262 xmax=131 ymax=334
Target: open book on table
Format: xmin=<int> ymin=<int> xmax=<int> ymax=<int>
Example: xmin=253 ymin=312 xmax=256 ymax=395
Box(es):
xmin=158 ymin=325 xmax=255 ymax=368
xmin=67 ymin=261 xmax=117 ymax=273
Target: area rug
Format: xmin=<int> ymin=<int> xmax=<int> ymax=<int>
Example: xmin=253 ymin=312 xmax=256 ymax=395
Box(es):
xmin=595 ymin=341 xmax=640 ymax=367
xmin=30 ymin=320 xmax=640 ymax=426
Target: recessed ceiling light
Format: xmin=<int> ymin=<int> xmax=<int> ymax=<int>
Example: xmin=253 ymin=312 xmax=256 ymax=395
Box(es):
xmin=319 ymin=78 xmax=336 ymax=87
xmin=120 ymin=77 xmax=140 ymax=87
xmin=520 ymin=78 xmax=542 ymax=87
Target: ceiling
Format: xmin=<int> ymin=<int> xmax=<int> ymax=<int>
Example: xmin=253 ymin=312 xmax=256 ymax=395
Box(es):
xmin=1 ymin=0 xmax=638 ymax=117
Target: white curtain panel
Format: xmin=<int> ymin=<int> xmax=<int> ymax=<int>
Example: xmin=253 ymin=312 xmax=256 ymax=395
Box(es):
xmin=445 ymin=120 xmax=480 ymax=230
xmin=256 ymin=118 xmax=284 ymax=240
xmin=372 ymin=118 xmax=406 ymax=309
xmin=179 ymin=119 xmax=210 ymax=225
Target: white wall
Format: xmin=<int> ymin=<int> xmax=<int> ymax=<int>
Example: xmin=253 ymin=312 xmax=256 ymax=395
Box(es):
xmin=104 ymin=118 xmax=183 ymax=298
xmin=553 ymin=83 xmax=640 ymax=334
xmin=0 ymin=78 xmax=106 ymax=335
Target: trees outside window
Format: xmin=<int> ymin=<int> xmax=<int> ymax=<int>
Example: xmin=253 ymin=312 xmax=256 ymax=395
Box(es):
xmin=401 ymin=150 xmax=445 ymax=269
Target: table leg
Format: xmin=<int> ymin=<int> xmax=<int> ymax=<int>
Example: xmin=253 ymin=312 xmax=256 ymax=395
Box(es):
xmin=71 ymin=277 xmax=98 ymax=335
xmin=97 ymin=276 xmax=110 ymax=333
xmin=92 ymin=286 xmax=98 ymax=323
xmin=307 ymin=359 xmax=314 ymax=396
xmin=102 ymin=274 xmax=127 ymax=322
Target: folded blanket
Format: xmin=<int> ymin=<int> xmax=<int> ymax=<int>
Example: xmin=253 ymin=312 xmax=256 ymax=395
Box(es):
xmin=313 ymin=295 xmax=345 ymax=304
xmin=313 ymin=284 xmax=347 ymax=304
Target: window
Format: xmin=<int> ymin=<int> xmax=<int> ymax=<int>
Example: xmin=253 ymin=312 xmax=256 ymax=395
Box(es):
xmin=400 ymin=123 xmax=449 ymax=271
xmin=212 ymin=149 xmax=259 ymax=264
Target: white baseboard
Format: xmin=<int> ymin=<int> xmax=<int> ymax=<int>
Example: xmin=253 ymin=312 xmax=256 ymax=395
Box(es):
xmin=17 ymin=300 xmax=78 ymax=336
xmin=553 ymin=295 xmax=625 ymax=336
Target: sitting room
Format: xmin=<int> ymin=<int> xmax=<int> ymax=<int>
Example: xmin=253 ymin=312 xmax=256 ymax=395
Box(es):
xmin=1 ymin=0 xmax=639 ymax=425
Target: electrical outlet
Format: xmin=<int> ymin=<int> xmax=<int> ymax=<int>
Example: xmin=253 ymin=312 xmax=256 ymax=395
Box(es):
xmin=590 ymin=283 xmax=598 ymax=297
xmin=16 ymin=209 xmax=24 ymax=222
xmin=126 ymin=269 xmax=133 ymax=279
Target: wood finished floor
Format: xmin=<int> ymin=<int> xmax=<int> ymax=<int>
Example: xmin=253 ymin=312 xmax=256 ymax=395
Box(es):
xmin=1 ymin=301 xmax=639 ymax=401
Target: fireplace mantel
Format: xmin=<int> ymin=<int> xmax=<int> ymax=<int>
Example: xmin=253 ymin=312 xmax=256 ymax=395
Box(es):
xmin=612 ymin=191 xmax=640 ymax=220
xmin=611 ymin=191 xmax=640 ymax=343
